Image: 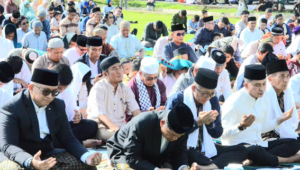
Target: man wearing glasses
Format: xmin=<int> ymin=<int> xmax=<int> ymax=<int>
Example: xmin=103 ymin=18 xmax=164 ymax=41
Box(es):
xmin=141 ymin=20 xmax=169 ymax=48
xmin=59 ymin=7 xmax=80 ymax=38
xmin=86 ymin=7 xmax=102 ymax=37
xmin=1 ymin=10 xmax=20 ymax=28
xmin=16 ymin=16 xmax=31 ymax=45
xmin=64 ymin=35 xmax=87 ymax=66
xmin=162 ymin=24 xmax=198 ymax=62
xmin=166 ymin=68 xmax=248 ymax=170
xmin=0 ymin=68 xmax=102 ymax=169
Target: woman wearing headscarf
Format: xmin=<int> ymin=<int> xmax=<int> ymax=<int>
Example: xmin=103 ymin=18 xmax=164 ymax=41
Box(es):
xmin=38 ymin=0 xmax=48 ymax=13
xmin=103 ymin=0 xmax=114 ymax=14
xmin=50 ymin=0 xmax=63 ymax=13
xmin=30 ymin=0 xmax=39 ymax=13
xmin=20 ymin=1 xmax=36 ymax=21
xmin=2 ymin=23 xmax=21 ymax=48
xmin=80 ymin=0 xmax=89 ymax=17
xmin=5 ymin=0 xmax=18 ymax=14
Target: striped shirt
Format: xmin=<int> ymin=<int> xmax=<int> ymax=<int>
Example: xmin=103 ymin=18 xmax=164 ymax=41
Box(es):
xmin=59 ymin=18 xmax=80 ymax=37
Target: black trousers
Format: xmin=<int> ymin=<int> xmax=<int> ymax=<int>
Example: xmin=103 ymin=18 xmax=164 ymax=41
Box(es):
xmin=243 ymin=138 xmax=300 ymax=167
xmin=187 ymin=144 xmax=248 ymax=168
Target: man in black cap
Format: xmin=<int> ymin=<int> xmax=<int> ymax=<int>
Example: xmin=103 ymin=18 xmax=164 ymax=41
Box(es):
xmin=1 ymin=10 xmax=20 ymax=28
xmin=166 ymin=68 xmax=247 ymax=169
xmin=86 ymin=7 xmax=102 ymax=37
xmin=87 ymin=57 xmax=141 ymax=143
xmin=64 ymin=35 xmax=88 ymax=66
xmin=0 ymin=61 xmax=14 ymax=107
xmin=271 ymin=26 xmax=290 ymax=59
xmin=107 ymin=102 xmax=194 ymax=170
xmin=76 ymin=36 xmax=106 ymax=92
xmin=162 ymin=24 xmax=198 ymax=63
xmin=273 ymin=14 xmax=292 ymax=44
xmin=193 ymin=16 xmax=215 ymax=57
xmin=240 ymin=16 xmax=263 ymax=51
xmin=141 ymin=20 xmax=169 ymax=48
xmin=187 ymin=15 xmax=200 ymax=34
xmin=171 ymin=10 xmax=187 ymax=32
xmin=0 ymin=68 xmax=102 ymax=169
xmin=222 ymin=64 xmax=300 ymax=167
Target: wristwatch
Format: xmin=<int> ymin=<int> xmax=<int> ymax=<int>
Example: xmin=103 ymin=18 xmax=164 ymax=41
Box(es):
xmin=238 ymin=124 xmax=246 ymax=131
xmin=26 ymin=158 xmax=34 ymax=170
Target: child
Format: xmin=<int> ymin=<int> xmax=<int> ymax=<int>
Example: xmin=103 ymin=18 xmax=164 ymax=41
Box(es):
xmin=51 ymin=11 xmax=62 ymax=36
xmin=213 ymin=32 xmax=221 ymax=42
xmin=123 ymin=58 xmax=141 ymax=84
xmin=120 ymin=58 xmax=132 ymax=75
xmin=259 ymin=18 xmax=270 ymax=34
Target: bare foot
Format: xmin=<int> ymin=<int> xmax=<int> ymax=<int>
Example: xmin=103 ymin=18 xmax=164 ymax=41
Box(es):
xmin=83 ymin=139 xmax=102 ymax=148
xmin=242 ymin=159 xmax=253 ymax=166
xmin=190 ymin=163 xmax=218 ymax=170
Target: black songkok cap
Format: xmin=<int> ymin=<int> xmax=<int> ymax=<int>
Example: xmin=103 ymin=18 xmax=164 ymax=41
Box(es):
xmin=271 ymin=26 xmax=283 ymax=35
xmin=244 ymin=64 xmax=266 ymax=80
xmin=155 ymin=21 xmax=163 ymax=29
xmin=92 ymin=7 xmax=100 ymax=13
xmin=211 ymin=50 xmax=226 ymax=65
xmin=24 ymin=49 xmax=39 ymax=64
xmin=266 ymin=60 xmax=289 ymax=75
xmin=261 ymin=52 xmax=278 ymax=67
xmin=68 ymin=7 xmax=76 ymax=13
xmin=195 ymin=68 xmax=219 ymax=89
xmin=87 ymin=37 xmax=102 ymax=46
xmin=171 ymin=24 xmax=184 ymax=32
xmin=100 ymin=57 xmax=120 ymax=71
xmin=77 ymin=35 xmax=87 ymax=47
xmin=203 ymin=16 xmax=213 ymax=23
xmin=167 ymin=102 xmax=194 ymax=134
xmin=0 ymin=61 xmax=14 ymax=83
xmin=31 ymin=69 xmax=58 ymax=86
xmin=248 ymin=16 xmax=256 ymax=22
xmin=173 ymin=47 xmax=187 ymax=57
xmin=180 ymin=10 xmax=187 ymax=17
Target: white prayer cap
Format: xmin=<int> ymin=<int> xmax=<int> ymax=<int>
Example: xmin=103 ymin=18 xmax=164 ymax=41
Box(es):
xmin=32 ymin=20 xmax=43 ymax=28
xmin=196 ymin=57 xmax=216 ymax=71
xmin=48 ymin=38 xmax=64 ymax=48
xmin=140 ymin=57 xmax=159 ymax=74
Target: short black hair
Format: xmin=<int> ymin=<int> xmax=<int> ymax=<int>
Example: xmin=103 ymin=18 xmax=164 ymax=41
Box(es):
xmin=54 ymin=11 xmax=62 ymax=17
xmin=18 ymin=16 xmax=27 ymax=26
xmin=202 ymin=10 xmax=207 ymax=15
xmin=68 ymin=7 xmax=76 ymax=13
xmin=260 ymin=18 xmax=268 ymax=24
xmin=51 ymin=64 xmax=73 ymax=86
xmin=221 ymin=45 xmax=234 ymax=56
xmin=131 ymin=59 xmax=141 ymax=72
xmin=275 ymin=14 xmax=283 ymax=19
xmin=294 ymin=11 xmax=300 ymax=17
xmin=258 ymin=43 xmax=274 ymax=54
xmin=115 ymin=6 xmax=122 ymax=10
xmin=220 ymin=17 xmax=229 ymax=25
xmin=120 ymin=58 xmax=131 ymax=66
xmin=100 ymin=25 xmax=108 ymax=30
xmin=265 ymin=8 xmax=272 ymax=13
xmin=47 ymin=6 xmax=54 ymax=11
xmin=0 ymin=5 xmax=4 ymax=14
xmin=180 ymin=10 xmax=187 ymax=17
xmin=296 ymin=19 xmax=300 ymax=24
xmin=71 ymin=34 xmax=77 ymax=42
xmin=241 ymin=10 xmax=250 ymax=15
xmin=194 ymin=15 xmax=200 ymax=22
xmin=4 ymin=24 xmax=16 ymax=36
xmin=12 ymin=10 xmax=20 ymax=19
xmin=6 ymin=56 xmax=23 ymax=74
xmin=212 ymin=32 xmax=221 ymax=39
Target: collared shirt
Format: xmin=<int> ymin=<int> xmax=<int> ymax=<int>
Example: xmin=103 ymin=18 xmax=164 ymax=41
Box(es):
xmin=30 ymin=18 xmax=51 ymax=40
xmin=31 ymin=53 xmax=70 ymax=71
xmin=17 ymin=28 xmax=32 ymax=44
xmin=273 ymin=41 xmax=287 ymax=57
xmin=193 ymin=27 xmax=215 ymax=47
xmin=88 ymin=59 xmax=98 ymax=78
xmin=63 ymin=47 xmax=81 ymax=66
xmin=187 ymin=19 xmax=199 ymax=32
xmin=110 ymin=33 xmax=144 ymax=59
xmin=59 ymin=18 xmax=80 ymax=37
xmin=87 ymin=78 xmax=139 ymax=127
xmin=86 ymin=18 xmax=100 ymax=37
xmin=22 ymin=31 xmax=48 ymax=51
xmin=31 ymin=98 xmax=49 ymax=139
xmin=235 ymin=20 xmax=247 ymax=36
xmin=104 ymin=22 xmax=120 ymax=43
xmin=240 ymin=27 xmax=263 ymax=50
xmin=277 ymin=92 xmax=285 ymax=113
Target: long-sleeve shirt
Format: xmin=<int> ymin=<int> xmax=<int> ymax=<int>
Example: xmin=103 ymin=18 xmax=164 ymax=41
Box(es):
xmin=193 ymin=27 xmax=215 ymax=47
xmin=271 ymin=23 xmax=292 ymax=41
xmin=22 ymin=31 xmax=48 ymax=51
xmin=153 ymin=36 xmax=169 ymax=58
xmin=59 ymin=18 xmax=80 ymax=37
xmin=239 ymin=27 xmax=263 ymax=50
xmin=171 ymin=12 xmax=187 ymax=31
xmin=80 ymin=16 xmax=90 ymax=33
xmin=103 ymin=22 xmax=119 ymax=43
xmin=235 ymin=20 xmax=247 ymax=36
xmin=141 ymin=22 xmax=168 ymax=44
xmin=213 ymin=24 xmax=227 ymax=37
xmin=216 ymin=69 xmax=232 ymax=100
xmin=162 ymin=41 xmax=198 ymax=63
xmin=187 ymin=19 xmax=199 ymax=33
xmin=30 ymin=18 xmax=51 ymax=40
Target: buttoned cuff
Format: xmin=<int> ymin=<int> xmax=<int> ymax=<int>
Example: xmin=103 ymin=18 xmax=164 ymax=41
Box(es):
xmin=24 ymin=157 xmax=33 ymax=168
xmin=178 ymin=165 xmax=187 ymax=170
xmin=80 ymin=151 xmax=97 ymax=164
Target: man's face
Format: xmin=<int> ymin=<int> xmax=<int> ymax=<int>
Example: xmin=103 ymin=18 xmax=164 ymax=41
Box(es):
xmin=203 ymin=12 xmax=208 ymax=18
xmin=120 ymin=27 xmax=130 ymax=38
xmin=265 ymin=12 xmax=272 ymax=20
xmin=205 ymin=21 xmax=215 ymax=31
xmin=248 ymin=21 xmax=256 ymax=30
xmin=48 ymin=10 xmax=55 ymax=18
xmin=213 ymin=36 xmax=220 ymax=42
xmin=106 ymin=13 xmax=114 ymax=25
xmin=33 ymin=27 xmax=42 ymax=36
xmin=218 ymin=21 xmax=226 ymax=29
xmin=106 ymin=63 xmax=123 ymax=83
xmin=76 ymin=45 xmax=87 ymax=56
xmin=214 ymin=65 xmax=225 ymax=75
xmin=260 ymin=23 xmax=267 ymax=30
xmin=68 ymin=12 xmax=76 ymax=21
xmin=245 ymin=79 xmax=267 ymax=98
xmin=69 ymin=41 xmax=76 ymax=49
xmin=140 ymin=72 xmax=158 ymax=87
xmin=160 ymin=120 xmax=183 ymax=142
xmin=58 ymin=85 xmax=68 ymax=93
xmin=257 ymin=51 xmax=269 ymax=62
xmin=6 ymin=32 xmax=15 ymax=41
xmin=268 ymin=71 xmax=290 ymax=92
xmin=192 ymin=84 xmax=215 ymax=105
xmin=48 ymin=47 xmax=64 ymax=62
xmin=11 ymin=16 xmax=18 ymax=25
xmin=171 ymin=30 xmax=185 ymax=43
xmin=272 ymin=35 xmax=282 ymax=44
xmin=29 ymin=83 xmax=58 ymax=107
xmin=87 ymin=46 xmax=102 ymax=60
xmin=38 ymin=16 xmax=46 ymax=22
xmin=276 ymin=17 xmax=284 ymax=25
xmin=94 ymin=11 xmax=102 ymax=22
xmin=241 ymin=14 xmax=249 ymax=23
xmin=20 ymin=19 xmax=29 ymax=31
xmin=122 ymin=62 xmax=131 ymax=75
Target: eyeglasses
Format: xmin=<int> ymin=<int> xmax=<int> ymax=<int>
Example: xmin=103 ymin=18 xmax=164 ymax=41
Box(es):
xmin=109 ymin=17 xmax=114 ymax=19
xmin=34 ymin=84 xmax=60 ymax=97
xmin=77 ymin=46 xmax=87 ymax=52
xmin=176 ymin=33 xmax=185 ymax=36
xmin=195 ymin=86 xmax=216 ymax=98
xmin=22 ymin=21 xmax=29 ymax=25
xmin=143 ymin=73 xmax=158 ymax=81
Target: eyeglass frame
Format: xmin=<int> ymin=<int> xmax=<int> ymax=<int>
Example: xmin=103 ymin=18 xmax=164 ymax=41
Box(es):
xmin=34 ymin=84 xmax=60 ymax=97
xmin=194 ymin=86 xmax=216 ymax=98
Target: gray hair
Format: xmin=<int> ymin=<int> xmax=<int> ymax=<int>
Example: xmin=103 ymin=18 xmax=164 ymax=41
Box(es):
xmin=244 ymin=78 xmax=253 ymax=84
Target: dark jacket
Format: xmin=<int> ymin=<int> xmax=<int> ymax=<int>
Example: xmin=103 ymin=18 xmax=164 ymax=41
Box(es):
xmin=107 ymin=111 xmax=189 ymax=170
xmin=1 ymin=16 xmax=19 ymax=28
xmin=0 ymin=90 xmax=88 ymax=166
xmin=141 ymin=22 xmax=168 ymax=44
xmin=171 ymin=12 xmax=187 ymax=31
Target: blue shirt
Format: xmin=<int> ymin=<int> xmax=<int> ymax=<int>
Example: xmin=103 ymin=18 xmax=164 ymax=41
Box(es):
xmin=162 ymin=41 xmax=198 ymax=63
xmin=272 ymin=23 xmax=292 ymax=41
xmin=30 ymin=18 xmax=51 ymax=40
xmin=22 ymin=31 xmax=48 ymax=51
xmin=214 ymin=19 xmax=235 ymax=36
xmin=187 ymin=19 xmax=199 ymax=32
xmin=80 ymin=16 xmax=90 ymax=33
xmin=193 ymin=27 xmax=215 ymax=47
xmin=61 ymin=11 xmax=68 ymax=20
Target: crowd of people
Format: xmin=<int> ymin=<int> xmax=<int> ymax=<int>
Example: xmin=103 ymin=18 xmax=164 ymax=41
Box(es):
xmin=0 ymin=0 xmax=300 ymax=169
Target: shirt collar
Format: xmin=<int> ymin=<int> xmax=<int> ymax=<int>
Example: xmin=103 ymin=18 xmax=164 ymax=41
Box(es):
xmin=104 ymin=78 xmax=119 ymax=92
xmin=31 ymin=98 xmax=47 ymax=113
xmin=242 ymin=88 xmax=257 ymax=103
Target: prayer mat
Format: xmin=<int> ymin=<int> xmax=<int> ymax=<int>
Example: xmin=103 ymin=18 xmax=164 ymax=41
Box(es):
xmin=0 ymin=159 xmax=24 ymax=170
xmin=144 ymin=47 xmax=154 ymax=51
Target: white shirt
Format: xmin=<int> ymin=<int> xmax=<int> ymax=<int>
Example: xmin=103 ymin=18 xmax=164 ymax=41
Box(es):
xmin=240 ymin=27 xmax=263 ymax=50
xmin=17 ymin=28 xmax=32 ymax=44
xmin=160 ymin=72 xmax=177 ymax=98
xmin=103 ymin=22 xmax=120 ymax=44
xmin=289 ymin=74 xmax=300 ymax=104
xmin=110 ymin=33 xmax=144 ymax=59
xmin=57 ymin=88 xmax=78 ymax=121
xmin=273 ymin=41 xmax=287 ymax=57
xmin=31 ymin=98 xmax=50 ymax=139
xmin=287 ymin=35 xmax=300 ymax=56
xmin=63 ymin=47 xmax=81 ymax=66
xmin=88 ymin=59 xmax=98 ymax=78
xmin=153 ymin=36 xmax=169 ymax=58
xmin=257 ymin=15 xmax=274 ymax=30
xmin=216 ymin=69 xmax=232 ymax=100
xmin=235 ymin=20 xmax=247 ymax=36
xmin=0 ymin=88 xmax=11 ymax=108
xmin=221 ymin=88 xmax=278 ymax=146
xmin=0 ymin=37 xmax=14 ymax=60
xmin=14 ymin=61 xmax=32 ymax=91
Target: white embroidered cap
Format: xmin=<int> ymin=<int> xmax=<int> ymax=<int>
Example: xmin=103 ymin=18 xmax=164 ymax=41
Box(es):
xmin=140 ymin=57 xmax=159 ymax=74
xmin=196 ymin=57 xmax=216 ymax=71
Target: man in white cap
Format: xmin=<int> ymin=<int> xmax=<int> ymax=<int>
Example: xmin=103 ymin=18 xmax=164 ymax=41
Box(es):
xmin=30 ymin=9 xmax=51 ymax=40
xmin=32 ymin=38 xmax=69 ymax=72
xmin=127 ymin=57 xmax=167 ymax=112
xmin=8 ymin=47 xmax=39 ymax=69
xmin=110 ymin=20 xmax=145 ymax=59
xmin=22 ymin=21 xmax=48 ymax=51
xmin=168 ymin=57 xmax=216 ymax=97
xmin=87 ymin=57 xmax=141 ymax=143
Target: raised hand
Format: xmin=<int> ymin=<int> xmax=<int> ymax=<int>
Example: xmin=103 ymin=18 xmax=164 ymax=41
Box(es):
xmin=278 ymin=106 xmax=294 ymax=125
xmin=240 ymin=114 xmax=255 ymax=128
xmin=31 ymin=150 xmax=57 ymax=170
